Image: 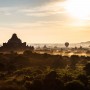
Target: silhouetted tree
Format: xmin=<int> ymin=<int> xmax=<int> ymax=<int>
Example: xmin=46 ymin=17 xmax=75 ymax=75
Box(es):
xmin=7 ymin=64 xmax=16 ymax=73
xmin=65 ymin=80 xmax=85 ymax=90
xmin=84 ymin=63 xmax=90 ymax=75
xmin=0 ymin=85 xmax=24 ymax=90
xmin=70 ymin=55 xmax=80 ymax=69
xmin=25 ymin=80 xmax=43 ymax=90
xmin=52 ymin=56 xmax=67 ymax=69
xmin=23 ymin=50 xmax=33 ymax=56
xmin=43 ymin=53 xmax=50 ymax=58
xmin=77 ymin=74 xmax=88 ymax=86
xmin=62 ymin=74 xmax=73 ymax=83
xmin=0 ymin=63 xmax=5 ymax=71
xmin=44 ymin=71 xmax=64 ymax=90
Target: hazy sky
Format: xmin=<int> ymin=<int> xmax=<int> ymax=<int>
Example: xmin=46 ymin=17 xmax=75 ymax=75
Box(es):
xmin=0 ymin=0 xmax=90 ymax=43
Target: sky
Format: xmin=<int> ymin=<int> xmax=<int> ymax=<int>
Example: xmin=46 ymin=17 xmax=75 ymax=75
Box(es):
xmin=0 ymin=0 xmax=90 ymax=43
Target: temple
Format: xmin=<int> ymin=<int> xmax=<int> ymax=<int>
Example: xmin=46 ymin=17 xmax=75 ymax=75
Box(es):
xmin=0 ymin=33 xmax=34 ymax=52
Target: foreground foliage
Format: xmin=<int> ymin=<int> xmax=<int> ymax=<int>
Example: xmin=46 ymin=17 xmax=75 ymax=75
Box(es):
xmin=0 ymin=51 xmax=89 ymax=90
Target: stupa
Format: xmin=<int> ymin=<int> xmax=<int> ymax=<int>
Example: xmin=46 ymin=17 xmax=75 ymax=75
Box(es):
xmin=0 ymin=33 xmax=34 ymax=52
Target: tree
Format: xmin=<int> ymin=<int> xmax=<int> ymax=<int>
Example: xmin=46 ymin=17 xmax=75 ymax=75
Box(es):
xmin=52 ymin=56 xmax=67 ymax=69
xmin=70 ymin=55 xmax=80 ymax=69
xmin=65 ymin=80 xmax=85 ymax=90
xmin=23 ymin=50 xmax=33 ymax=56
xmin=25 ymin=80 xmax=43 ymax=90
xmin=84 ymin=63 xmax=90 ymax=75
xmin=77 ymin=74 xmax=88 ymax=86
xmin=44 ymin=71 xmax=64 ymax=90
xmin=0 ymin=63 xmax=5 ymax=71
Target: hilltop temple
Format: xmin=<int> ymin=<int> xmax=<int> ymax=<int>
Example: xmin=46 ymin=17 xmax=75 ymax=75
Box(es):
xmin=0 ymin=33 xmax=34 ymax=52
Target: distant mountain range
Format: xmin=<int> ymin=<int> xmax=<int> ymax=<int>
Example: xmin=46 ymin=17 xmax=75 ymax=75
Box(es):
xmin=29 ymin=41 xmax=90 ymax=48
xmin=80 ymin=41 xmax=90 ymax=44
xmin=78 ymin=41 xmax=90 ymax=47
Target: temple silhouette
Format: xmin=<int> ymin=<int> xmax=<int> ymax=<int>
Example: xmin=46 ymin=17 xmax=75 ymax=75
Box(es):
xmin=0 ymin=33 xmax=34 ymax=52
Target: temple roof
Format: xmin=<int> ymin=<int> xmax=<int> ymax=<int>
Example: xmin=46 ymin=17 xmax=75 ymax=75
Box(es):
xmin=8 ymin=33 xmax=22 ymax=44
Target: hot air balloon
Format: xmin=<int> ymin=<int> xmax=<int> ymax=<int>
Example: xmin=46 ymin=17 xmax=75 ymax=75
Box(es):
xmin=65 ymin=42 xmax=69 ymax=48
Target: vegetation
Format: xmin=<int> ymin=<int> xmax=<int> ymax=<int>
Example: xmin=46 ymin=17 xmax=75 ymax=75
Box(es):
xmin=0 ymin=50 xmax=89 ymax=90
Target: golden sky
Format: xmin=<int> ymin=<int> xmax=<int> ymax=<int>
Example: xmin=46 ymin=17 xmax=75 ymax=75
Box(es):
xmin=0 ymin=0 xmax=90 ymax=43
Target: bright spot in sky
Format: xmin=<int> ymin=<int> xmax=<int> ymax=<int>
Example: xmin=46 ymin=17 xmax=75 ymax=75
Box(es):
xmin=65 ymin=0 xmax=90 ymax=20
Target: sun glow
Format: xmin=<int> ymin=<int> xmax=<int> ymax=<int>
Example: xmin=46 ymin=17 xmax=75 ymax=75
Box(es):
xmin=65 ymin=0 xmax=90 ymax=20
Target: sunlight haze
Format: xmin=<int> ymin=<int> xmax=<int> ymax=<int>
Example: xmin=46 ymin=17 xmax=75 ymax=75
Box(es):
xmin=0 ymin=0 xmax=90 ymax=43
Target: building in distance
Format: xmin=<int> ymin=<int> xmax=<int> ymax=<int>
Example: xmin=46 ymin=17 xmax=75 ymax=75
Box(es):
xmin=0 ymin=33 xmax=34 ymax=52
